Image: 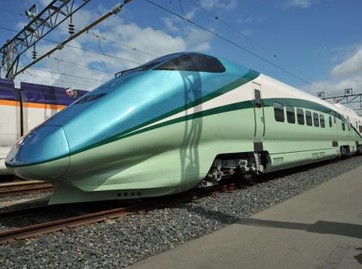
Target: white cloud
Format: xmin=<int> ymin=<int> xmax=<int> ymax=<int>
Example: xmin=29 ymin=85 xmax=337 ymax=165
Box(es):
xmin=200 ymin=0 xmax=237 ymax=11
xmin=290 ymin=0 xmax=312 ymax=8
xmin=306 ymin=45 xmax=362 ymax=113
xmin=185 ymin=28 xmax=211 ymax=51
xmin=162 ymin=17 xmax=180 ymax=32
xmin=9 ymin=2 xmax=215 ymax=91
xmin=107 ymin=22 xmax=187 ymax=68
xmin=280 ymin=0 xmax=317 ymax=9
xmin=331 ymin=47 xmax=362 ymax=78
xmin=15 ymin=39 xmax=110 ymax=90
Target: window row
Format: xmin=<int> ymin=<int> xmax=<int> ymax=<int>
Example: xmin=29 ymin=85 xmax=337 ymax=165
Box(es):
xmin=273 ymin=103 xmax=348 ymax=130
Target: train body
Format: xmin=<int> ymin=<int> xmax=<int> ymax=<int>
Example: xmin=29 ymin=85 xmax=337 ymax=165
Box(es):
xmin=0 ymin=79 xmax=86 ymax=174
xmin=5 ymin=52 xmax=362 ymax=204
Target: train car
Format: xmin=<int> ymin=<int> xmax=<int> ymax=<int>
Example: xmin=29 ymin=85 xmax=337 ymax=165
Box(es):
xmin=5 ymin=52 xmax=362 ymax=204
xmin=333 ymin=103 xmax=362 ymax=134
xmin=0 ymin=79 xmax=86 ymax=174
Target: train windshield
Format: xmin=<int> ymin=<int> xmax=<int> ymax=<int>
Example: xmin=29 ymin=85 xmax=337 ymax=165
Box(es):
xmin=115 ymin=53 xmax=225 ymax=77
xmin=154 ymin=53 xmax=226 ymax=73
xmin=115 ymin=53 xmax=183 ymax=77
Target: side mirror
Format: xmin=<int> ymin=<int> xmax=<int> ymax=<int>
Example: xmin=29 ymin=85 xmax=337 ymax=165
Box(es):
xmin=65 ymin=88 xmax=79 ymax=98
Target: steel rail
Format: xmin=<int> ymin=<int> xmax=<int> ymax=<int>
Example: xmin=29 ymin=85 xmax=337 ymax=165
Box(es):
xmin=0 ymin=202 xmax=149 ymax=245
xmin=0 ymin=181 xmax=53 ymax=197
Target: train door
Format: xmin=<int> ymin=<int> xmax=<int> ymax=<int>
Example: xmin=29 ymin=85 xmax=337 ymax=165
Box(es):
xmin=253 ymin=82 xmax=265 ymax=142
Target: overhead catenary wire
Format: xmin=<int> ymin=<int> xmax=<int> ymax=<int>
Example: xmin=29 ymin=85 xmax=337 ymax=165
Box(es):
xmin=0 ymin=24 xmax=142 ymax=80
xmin=61 ymin=43 xmax=141 ymax=65
xmin=48 ymin=56 xmax=107 ymax=73
xmin=0 ymin=6 xmax=155 ymax=63
xmin=1 ymin=1 xmax=332 ymax=96
xmin=0 ymin=20 xmax=150 ymax=61
xmin=12 ymin=0 xmax=134 ymax=79
xmin=86 ymin=30 xmax=158 ymax=58
xmin=147 ymin=0 xmax=324 ymax=94
xmin=187 ymin=0 xmax=322 ymax=94
xmin=28 ymin=66 xmax=105 ymax=82
xmin=188 ymin=0 xmax=276 ymax=58
xmin=24 ymin=70 xmax=102 ymax=89
xmin=1 ymin=0 xmax=95 ymax=79
xmin=3 ymin=1 xmax=308 ymax=87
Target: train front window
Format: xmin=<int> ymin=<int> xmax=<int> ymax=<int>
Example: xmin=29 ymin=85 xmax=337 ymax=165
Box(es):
xmin=155 ymin=53 xmax=226 ymax=73
xmin=115 ymin=53 xmax=226 ymax=76
xmin=115 ymin=53 xmax=184 ymax=77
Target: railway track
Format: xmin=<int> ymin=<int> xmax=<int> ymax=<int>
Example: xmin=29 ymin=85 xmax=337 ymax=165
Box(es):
xmin=0 ymin=159 xmax=335 ymax=245
xmin=0 ymin=177 xmax=255 ymax=245
xmin=0 ymin=180 xmax=53 ymax=197
xmin=0 ymin=204 xmax=147 ymax=244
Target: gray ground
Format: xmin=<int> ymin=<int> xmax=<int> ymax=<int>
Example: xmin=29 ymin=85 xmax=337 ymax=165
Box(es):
xmin=1 ymin=156 xmax=361 ymax=269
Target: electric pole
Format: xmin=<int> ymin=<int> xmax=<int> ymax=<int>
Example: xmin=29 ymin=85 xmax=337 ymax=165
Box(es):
xmin=0 ymin=0 xmax=93 ymax=80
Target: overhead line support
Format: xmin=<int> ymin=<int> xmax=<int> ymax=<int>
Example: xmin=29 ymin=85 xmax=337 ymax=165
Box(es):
xmin=14 ymin=0 xmax=133 ymax=78
xmin=0 ymin=0 xmax=93 ymax=79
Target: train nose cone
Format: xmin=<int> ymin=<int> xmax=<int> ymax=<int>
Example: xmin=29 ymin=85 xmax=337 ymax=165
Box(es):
xmin=5 ymin=125 xmax=70 ymax=180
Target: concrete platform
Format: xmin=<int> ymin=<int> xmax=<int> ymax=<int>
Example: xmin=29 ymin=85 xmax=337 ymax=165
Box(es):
xmin=128 ymin=166 xmax=362 ymax=269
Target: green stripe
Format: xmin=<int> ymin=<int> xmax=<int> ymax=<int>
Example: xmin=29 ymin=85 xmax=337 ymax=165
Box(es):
xmin=120 ymin=101 xmax=255 ymax=140
xmin=119 ymin=97 xmax=362 ymax=141
xmin=72 ymin=70 xmax=260 ymax=154
xmin=77 ymin=94 xmax=359 ymax=154
xmin=13 ymin=93 xmax=362 ymax=167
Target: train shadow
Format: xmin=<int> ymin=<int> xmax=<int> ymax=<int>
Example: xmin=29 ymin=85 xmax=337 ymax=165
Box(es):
xmin=238 ymin=218 xmax=362 ymax=239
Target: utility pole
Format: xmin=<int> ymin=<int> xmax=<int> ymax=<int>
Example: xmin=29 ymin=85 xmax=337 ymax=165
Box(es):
xmin=318 ymin=89 xmax=362 ymax=116
xmin=15 ymin=1 xmax=133 ymax=78
xmin=0 ymin=0 xmax=133 ymax=80
xmin=0 ymin=0 xmax=93 ymax=80
xmin=5 ymin=42 xmax=14 ymax=79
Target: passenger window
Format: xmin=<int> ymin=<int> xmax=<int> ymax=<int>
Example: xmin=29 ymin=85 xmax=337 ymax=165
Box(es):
xmin=297 ymin=108 xmax=304 ymax=125
xmin=342 ymin=122 xmax=345 ymax=131
xmin=274 ymin=102 xmax=284 ymax=122
xmin=286 ymin=106 xmax=295 ymax=123
xmin=306 ymin=111 xmax=312 ymax=126
xmin=329 ymin=116 xmax=332 ymax=127
xmin=313 ymin=113 xmax=319 ymax=127
xmin=320 ymin=115 xmax=325 ymax=128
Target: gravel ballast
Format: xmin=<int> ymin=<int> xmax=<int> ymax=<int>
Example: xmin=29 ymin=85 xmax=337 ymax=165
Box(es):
xmin=1 ymin=156 xmax=361 ymax=268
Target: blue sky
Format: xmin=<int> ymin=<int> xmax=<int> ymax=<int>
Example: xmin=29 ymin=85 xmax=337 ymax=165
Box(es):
xmin=0 ymin=0 xmax=361 ymax=112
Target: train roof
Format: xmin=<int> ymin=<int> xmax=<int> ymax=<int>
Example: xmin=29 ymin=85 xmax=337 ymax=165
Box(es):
xmin=256 ymin=73 xmax=362 ymax=122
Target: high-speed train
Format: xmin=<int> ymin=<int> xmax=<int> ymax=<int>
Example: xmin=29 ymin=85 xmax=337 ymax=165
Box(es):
xmin=5 ymin=52 xmax=362 ymax=204
xmin=0 ymin=79 xmax=86 ymax=174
